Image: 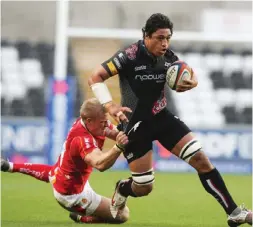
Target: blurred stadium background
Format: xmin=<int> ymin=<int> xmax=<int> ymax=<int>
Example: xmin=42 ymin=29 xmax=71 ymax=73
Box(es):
xmin=1 ymin=1 xmax=252 ymax=227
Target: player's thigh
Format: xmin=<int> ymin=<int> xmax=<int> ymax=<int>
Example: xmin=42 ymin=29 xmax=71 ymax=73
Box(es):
xmin=123 ymin=119 xmax=154 ymax=191
xmin=128 ymin=150 xmax=153 ymax=172
xmin=123 ymin=132 xmax=154 ymax=193
xmin=157 ymin=111 xmax=203 ymax=162
xmin=123 ymin=130 xmax=153 ymax=165
xmin=92 ymin=197 xmax=129 ymax=223
xmin=156 ymin=110 xmax=193 ymax=156
xmin=78 ymin=181 xmax=106 ymax=216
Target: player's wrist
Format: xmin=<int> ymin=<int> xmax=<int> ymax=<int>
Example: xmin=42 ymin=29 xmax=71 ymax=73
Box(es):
xmin=90 ymin=82 xmax=112 ymax=104
xmin=103 ymin=101 xmax=114 ymax=110
xmin=113 ymin=144 xmax=125 ymax=153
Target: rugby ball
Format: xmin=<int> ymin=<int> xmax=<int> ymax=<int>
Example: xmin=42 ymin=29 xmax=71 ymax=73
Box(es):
xmin=166 ymin=61 xmax=193 ymax=90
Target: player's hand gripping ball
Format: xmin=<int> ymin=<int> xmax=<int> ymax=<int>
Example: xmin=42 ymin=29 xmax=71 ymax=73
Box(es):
xmin=166 ymin=61 xmax=194 ymax=91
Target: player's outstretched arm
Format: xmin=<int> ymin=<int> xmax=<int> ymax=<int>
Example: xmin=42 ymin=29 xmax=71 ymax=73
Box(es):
xmin=84 ymin=132 xmax=128 ymax=172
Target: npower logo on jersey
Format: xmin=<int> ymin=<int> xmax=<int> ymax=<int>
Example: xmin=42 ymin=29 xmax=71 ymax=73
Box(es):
xmin=135 ymin=74 xmax=165 ymax=81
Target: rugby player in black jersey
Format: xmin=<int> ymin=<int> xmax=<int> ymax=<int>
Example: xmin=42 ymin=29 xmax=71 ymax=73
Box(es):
xmin=88 ymin=13 xmax=252 ymax=226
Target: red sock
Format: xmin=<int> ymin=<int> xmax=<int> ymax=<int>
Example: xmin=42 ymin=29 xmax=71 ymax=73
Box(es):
xmin=12 ymin=163 xmax=52 ymax=183
xmin=79 ymin=216 xmax=105 ymax=223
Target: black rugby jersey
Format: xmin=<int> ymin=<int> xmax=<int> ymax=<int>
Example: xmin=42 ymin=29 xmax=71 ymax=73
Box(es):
xmin=102 ymin=40 xmax=178 ymax=123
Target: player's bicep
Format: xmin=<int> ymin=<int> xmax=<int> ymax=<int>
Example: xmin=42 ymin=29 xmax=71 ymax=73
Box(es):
xmin=101 ymin=51 xmax=129 ymax=77
xmin=88 ymin=65 xmax=111 ymax=85
xmin=83 ymin=148 xmax=103 ymax=168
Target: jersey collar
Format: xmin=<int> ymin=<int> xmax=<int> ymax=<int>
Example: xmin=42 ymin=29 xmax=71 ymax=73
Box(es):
xmin=141 ymin=40 xmax=160 ymax=63
xmin=80 ymin=118 xmax=105 ymax=138
xmin=80 ymin=118 xmax=86 ymax=129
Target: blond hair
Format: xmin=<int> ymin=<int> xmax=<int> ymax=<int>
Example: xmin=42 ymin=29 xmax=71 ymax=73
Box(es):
xmin=80 ymin=98 xmax=105 ymax=120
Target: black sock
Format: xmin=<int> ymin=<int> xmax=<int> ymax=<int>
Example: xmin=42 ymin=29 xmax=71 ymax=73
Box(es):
xmin=199 ymin=168 xmax=237 ymax=215
xmin=118 ymin=177 xmax=137 ymax=197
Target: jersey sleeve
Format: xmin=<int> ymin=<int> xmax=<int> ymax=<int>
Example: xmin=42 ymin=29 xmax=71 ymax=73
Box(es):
xmin=101 ymin=42 xmax=139 ymax=77
xmin=70 ymin=136 xmax=98 ymax=159
xmin=101 ymin=50 xmax=130 ymax=77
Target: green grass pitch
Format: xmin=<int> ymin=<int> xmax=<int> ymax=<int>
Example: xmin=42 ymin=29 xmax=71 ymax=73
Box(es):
xmin=1 ymin=171 xmax=252 ymax=227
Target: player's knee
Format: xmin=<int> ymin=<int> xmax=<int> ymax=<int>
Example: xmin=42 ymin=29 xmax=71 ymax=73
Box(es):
xmin=189 ymin=150 xmax=214 ymax=173
xmin=116 ymin=206 xmax=130 ymax=223
xmin=134 ymin=183 xmax=153 ymax=196
xmin=179 ymin=139 xmax=202 ymax=163
xmin=131 ymin=169 xmax=154 ymax=197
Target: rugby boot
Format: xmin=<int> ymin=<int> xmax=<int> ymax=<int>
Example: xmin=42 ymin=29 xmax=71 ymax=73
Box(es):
xmin=110 ymin=179 xmax=128 ymax=218
xmin=1 ymin=158 xmax=10 ymax=172
xmin=227 ymin=204 xmax=252 ymax=226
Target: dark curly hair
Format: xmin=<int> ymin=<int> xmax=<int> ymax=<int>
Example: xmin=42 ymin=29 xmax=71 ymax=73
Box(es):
xmin=142 ymin=13 xmax=173 ymax=39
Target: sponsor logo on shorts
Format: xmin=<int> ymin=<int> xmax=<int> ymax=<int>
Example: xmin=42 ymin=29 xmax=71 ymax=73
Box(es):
xmin=152 ymin=97 xmax=167 ymax=115
xmin=113 ymin=57 xmax=122 ymax=69
xmin=126 ymin=153 xmax=133 ymax=160
xmin=107 ymin=61 xmax=118 ymax=75
xmin=82 ymin=198 xmax=88 ymax=204
xmin=134 ymin=65 xmax=146 ymax=71
xmin=127 ymin=121 xmax=142 ymax=135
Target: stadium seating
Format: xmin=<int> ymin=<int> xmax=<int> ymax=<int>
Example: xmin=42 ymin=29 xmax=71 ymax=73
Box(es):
xmin=1 ymin=40 xmax=82 ymax=117
xmin=170 ymin=48 xmax=252 ymax=127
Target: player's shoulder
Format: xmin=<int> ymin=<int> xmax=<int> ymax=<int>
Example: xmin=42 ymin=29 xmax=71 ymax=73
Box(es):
xmin=70 ymin=118 xmax=83 ymax=132
xmin=68 ymin=118 xmax=90 ymax=138
xmin=164 ymin=49 xmax=178 ymax=62
xmin=164 ymin=49 xmax=176 ymax=57
xmin=122 ymin=40 xmax=141 ymax=61
xmin=68 ymin=131 xmax=95 ymax=149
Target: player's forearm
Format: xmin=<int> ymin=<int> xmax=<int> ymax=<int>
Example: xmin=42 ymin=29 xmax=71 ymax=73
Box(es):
xmin=95 ymin=146 xmax=122 ymax=172
xmin=105 ymin=129 xmax=118 ymax=141
xmin=88 ymin=66 xmax=115 ymax=106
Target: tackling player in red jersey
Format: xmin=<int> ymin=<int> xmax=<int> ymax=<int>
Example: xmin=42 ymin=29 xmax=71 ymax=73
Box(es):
xmin=1 ymin=98 xmax=130 ymax=224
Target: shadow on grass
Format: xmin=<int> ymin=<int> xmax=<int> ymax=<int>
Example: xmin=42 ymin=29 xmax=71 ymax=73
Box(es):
xmin=1 ymin=221 xmax=77 ymax=227
xmin=127 ymin=222 xmax=225 ymax=227
xmin=2 ymin=220 xmax=226 ymax=227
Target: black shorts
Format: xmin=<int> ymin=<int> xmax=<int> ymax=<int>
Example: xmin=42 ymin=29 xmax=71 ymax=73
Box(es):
xmin=123 ymin=109 xmax=191 ymax=163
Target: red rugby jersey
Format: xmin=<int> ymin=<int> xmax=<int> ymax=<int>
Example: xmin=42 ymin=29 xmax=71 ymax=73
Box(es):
xmin=51 ymin=118 xmax=113 ymax=195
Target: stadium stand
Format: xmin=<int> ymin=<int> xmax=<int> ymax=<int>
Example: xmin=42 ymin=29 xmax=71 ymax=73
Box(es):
xmin=170 ymin=48 xmax=252 ymax=127
xmin=1 ymin=39 xmax=82 ymax=117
